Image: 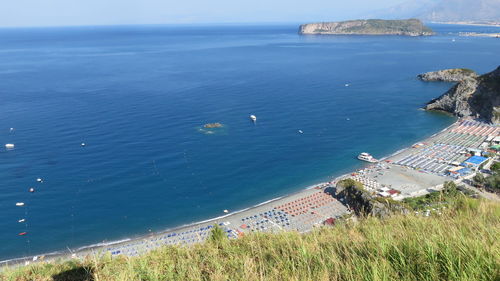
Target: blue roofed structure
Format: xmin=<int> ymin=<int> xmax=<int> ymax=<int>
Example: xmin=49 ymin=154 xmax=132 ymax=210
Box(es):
xmin=462 ymin=156 xmax=488 ymax=168
xmin=457 ymin=167 xmax=472 ymax=176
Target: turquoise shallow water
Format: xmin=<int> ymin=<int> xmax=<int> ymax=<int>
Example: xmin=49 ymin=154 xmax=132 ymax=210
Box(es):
xmin=0 ymin=23 xmax=499 ymax=260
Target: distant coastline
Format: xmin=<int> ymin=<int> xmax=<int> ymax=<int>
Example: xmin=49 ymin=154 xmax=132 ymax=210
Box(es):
xmin=432 ymin=21 xmax=500 ymax=27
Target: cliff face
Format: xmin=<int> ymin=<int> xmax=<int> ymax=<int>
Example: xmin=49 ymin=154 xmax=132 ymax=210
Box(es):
xmin=332 ymin=181 xmax=408 ymax=218
xmin=299 ymin=19 xmax=434 ymax=36
xmin=423 ymin=66 xmax=500 ymax=123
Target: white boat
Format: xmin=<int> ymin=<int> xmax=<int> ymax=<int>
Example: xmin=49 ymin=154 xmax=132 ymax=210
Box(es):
xmin=5 ymin=143 xmax=14 ymax=149
xmin=18 ymin=219 xmax=25 ymax=223
xmin=250 ymin=115 xmax=257 ymax=122
xmin=357 ymin=152 xmax=378 ymax=163
xmin=16 ymin=202 xmax=25 ymax=206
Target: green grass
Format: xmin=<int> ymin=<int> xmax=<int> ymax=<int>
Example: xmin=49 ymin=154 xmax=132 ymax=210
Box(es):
xmin=2 ymin=197 xmax=499 ymax=281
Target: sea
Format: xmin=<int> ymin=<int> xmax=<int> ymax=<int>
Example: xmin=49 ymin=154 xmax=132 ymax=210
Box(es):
xmin=0 ymin=23 xmax=499 ymax=261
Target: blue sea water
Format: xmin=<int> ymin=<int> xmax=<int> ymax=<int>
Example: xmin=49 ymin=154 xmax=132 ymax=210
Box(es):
xmin=0 ymin=23 xmax=499 ymax=260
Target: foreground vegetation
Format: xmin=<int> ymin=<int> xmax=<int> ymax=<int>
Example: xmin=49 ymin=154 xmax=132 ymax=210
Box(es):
xmin=2 ymin=196 xmax=499 ymax=281
xmin=473 ymin=161 xmax=500 ymax=194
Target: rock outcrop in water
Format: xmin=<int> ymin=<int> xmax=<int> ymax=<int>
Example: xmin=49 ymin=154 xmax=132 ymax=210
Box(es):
xmin=418 ymin=68 xmax=478 ymax=82
xmin=422 ymin=66 xmax=500 ymax=124
xmin=203 ymin=123 xmax=223 ymax=128
xmin=299 ymin=19 xmax=434 ymax=36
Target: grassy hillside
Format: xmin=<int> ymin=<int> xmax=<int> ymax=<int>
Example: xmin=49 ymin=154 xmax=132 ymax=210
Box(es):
xmin=2 ymin=197 xmax=499 ymax=281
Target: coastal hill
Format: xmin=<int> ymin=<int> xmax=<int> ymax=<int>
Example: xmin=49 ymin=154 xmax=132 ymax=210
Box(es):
xmin=299 ymin=19 xmax=434 ymax=36
xmin=421 ymin=66 xmax=500 ymax=123
xmin=375 ymin=0 xmax=500 ymax=25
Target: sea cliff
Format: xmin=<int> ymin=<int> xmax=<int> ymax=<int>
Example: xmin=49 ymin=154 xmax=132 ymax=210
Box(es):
xmin=299 ymin=19 xmax=434 ymax=36
xmin=422 ymin=66 xmax=500 ymax=123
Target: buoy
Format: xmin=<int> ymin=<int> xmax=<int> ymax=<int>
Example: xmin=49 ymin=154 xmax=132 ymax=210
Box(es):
xmin=29 ymin=187 xmax=35 ymax=193
xmin=18 ymin=219 xmax=25 ymax=223
xmin=19 ymin=232 xmax=27 ymax=236
xmin=5 ymin=143 xmax=14 ymax=149
xmin=16 ymin=202 xmax=25 ymax=206
xmin=223 ymin=209 xmax=229 ymax=213
xmin=36 ymin=178 xmax=43 ymax=183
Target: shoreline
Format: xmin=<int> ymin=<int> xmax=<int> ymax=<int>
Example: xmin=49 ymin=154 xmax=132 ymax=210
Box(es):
xmin=0 ymin=180 xmax=335 ymax=267
xmin=2 ymin=117 xmax=495 ymax=268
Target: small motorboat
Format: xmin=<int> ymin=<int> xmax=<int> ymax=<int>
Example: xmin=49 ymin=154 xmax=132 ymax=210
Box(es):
xmin=223 ymin=209 xmax=229 ymax=213
xmin=298 ymin=130 xmax=303 ymax=134
xmin=5 ymin=143 xmax=14 ymax=149
xmin=36 ymin=178 xmax=43 ymax=183
xmin=18 ymin=232 xmax=27 ymax=236
xmin=81 ymin=142 xmax=86 ymax=147
xmin=16 ymin=202 xmax=25 ymax=206
xmin=357 ymin=152 xmax=378 ymax=163
xmin=250 ymin=115 xmax=257 ymax=122
xmin=18 ymin=219 xmax=25 ymax=223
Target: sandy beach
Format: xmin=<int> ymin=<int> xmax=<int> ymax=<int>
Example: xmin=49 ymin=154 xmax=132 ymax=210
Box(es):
xmin=2 ymin=118 xmax=498 ymax=268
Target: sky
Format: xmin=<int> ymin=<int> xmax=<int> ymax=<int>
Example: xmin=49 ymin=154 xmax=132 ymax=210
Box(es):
xmin=0 ymin=0 xmax=410 ymax=27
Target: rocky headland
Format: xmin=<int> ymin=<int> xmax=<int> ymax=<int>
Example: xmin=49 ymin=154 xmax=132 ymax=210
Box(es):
xmin=418 ymin=68 xmax=478 ymax=82
xmin=330 ymin=179 xmax=408 ymax=218
xmin=299 ymin=19 xmax=434 ymax=36
xmin=421 ymin=66 xmax=500 ymax=123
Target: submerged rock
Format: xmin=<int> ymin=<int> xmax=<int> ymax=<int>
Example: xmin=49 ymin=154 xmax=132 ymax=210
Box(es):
xmin=203 ymin=123 xmax=223 ymax=128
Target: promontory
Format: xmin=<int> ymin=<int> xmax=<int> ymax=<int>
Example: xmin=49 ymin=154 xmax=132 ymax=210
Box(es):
xmin=421 ymin=66 xmax=500 ymax=124
xmin=299 ymin=19 xmax=434 ymax=36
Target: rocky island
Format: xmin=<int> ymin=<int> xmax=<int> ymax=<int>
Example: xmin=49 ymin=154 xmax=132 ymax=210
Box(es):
xmin=299 ymin=19 xmax=434 ymax=36
xmin=421 ymin=66 xmax=500 ymax=123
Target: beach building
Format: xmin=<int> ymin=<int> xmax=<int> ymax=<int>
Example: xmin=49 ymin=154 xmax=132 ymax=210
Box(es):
xmin=468 ymin=148 xmax=483 ymax=156
xmin=490 ymin=136 xmax=500 ymax=145
xmin=462 ymin=156 xmax=488 ymax=170
xmin=448 ymin=166 xmax=472 ymax=178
